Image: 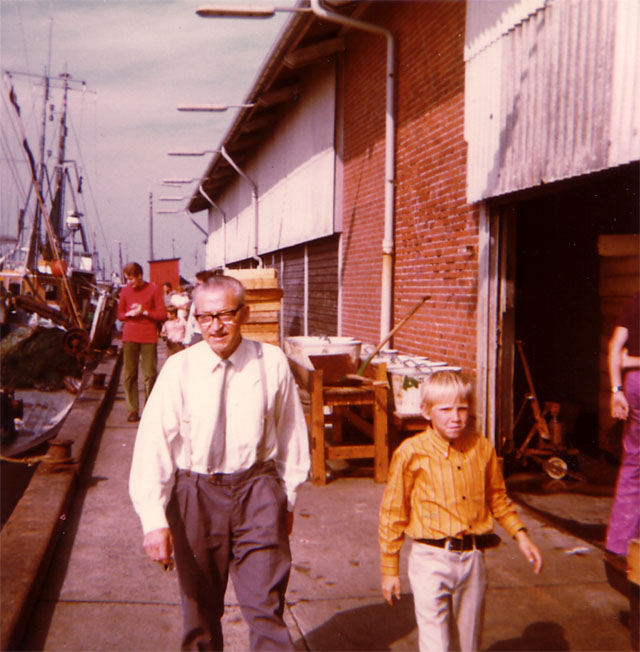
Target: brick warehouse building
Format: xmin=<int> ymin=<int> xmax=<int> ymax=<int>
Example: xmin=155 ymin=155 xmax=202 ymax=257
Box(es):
xmin=182 ymin=0 xmax=639 ymax=454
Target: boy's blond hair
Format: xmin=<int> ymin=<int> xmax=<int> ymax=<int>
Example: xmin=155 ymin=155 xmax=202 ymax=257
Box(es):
xmin=420 ymin=370 xmax=473 ymax=413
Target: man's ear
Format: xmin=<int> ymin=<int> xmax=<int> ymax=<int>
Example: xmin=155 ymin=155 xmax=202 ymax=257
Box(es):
xmin=239 ymin=303 xmax=250 ymax=325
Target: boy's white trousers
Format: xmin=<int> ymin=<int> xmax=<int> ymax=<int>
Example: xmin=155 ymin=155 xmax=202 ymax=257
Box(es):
xmin=408 ymin=540 xmax=487 ymax=652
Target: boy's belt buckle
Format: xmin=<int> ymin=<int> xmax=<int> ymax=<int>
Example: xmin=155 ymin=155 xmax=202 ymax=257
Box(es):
xmin=445 ymin=535 xmax=475 ymax=552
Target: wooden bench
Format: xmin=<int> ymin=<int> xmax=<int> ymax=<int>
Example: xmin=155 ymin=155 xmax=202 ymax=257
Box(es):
xmin=288 ymin=356 xmax=389 ymax=485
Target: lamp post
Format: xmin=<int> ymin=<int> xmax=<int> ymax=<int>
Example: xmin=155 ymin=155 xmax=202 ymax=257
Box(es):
xmin=157 ymin=209 xmax=209 ymax=238
xmin=196 ymin=0 xmax=396 ymax=343
xmin=177 ymin=104 xmax=256 ymax=112
xmin=196 ymin=4 xmax=310 ymax=18
xmin=168 ymin=147 xmax=261 ymax=267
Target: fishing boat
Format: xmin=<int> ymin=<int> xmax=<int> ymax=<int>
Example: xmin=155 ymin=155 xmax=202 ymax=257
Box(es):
xmin=0 ymin=67 xmax=117 ymax=455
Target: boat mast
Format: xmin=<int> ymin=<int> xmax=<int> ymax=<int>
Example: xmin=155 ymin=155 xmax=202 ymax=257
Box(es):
xmin=52 ymin=72 xmax=71 ymax=242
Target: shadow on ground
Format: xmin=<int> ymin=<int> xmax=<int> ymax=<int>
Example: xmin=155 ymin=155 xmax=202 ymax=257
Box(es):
xmin=484 ymin=621 xmax=570 ymax=651
xmin=296 ymin=596 xmax=416 ymax=651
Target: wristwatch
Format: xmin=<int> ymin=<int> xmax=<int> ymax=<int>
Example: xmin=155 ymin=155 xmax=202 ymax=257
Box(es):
xmin=611 ymin=385 xmax=624 ymax=394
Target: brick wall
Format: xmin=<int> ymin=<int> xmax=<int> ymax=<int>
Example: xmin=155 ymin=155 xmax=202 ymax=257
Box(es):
xmin=341 ymin=1 xmax=478 ymax=375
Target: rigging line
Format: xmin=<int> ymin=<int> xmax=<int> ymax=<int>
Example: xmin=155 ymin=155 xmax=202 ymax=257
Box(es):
xmin=5 ymin=81 xmax=83 ymax=328
xmin=1 ymin=78 xmax=28 ymax=147
xmin=0 ymin=136 xmax=30 ymax=207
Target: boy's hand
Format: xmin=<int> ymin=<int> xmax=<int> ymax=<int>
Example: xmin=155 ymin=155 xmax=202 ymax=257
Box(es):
xmin=381 ymin=574 xmax=401 ymax=605
xmin=515 ymin=529 xmax=543 ymax=574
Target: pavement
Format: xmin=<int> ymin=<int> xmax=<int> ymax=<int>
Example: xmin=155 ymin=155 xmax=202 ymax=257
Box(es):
xmin=1 ymin=341 xmax=635 ymax=651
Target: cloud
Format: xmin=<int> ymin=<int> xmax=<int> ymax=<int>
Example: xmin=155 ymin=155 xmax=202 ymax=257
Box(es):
xmin=1 ymin=0 xmax=295 ymax=279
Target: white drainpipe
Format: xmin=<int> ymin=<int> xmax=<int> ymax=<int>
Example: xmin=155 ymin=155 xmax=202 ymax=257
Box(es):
xmin=198 ymin=185 xmax=226 ymax=268
xmin=310 ymin=0 xmax=395 ymax=342
xmin=221 ymin=146 xmax=262 ymax=268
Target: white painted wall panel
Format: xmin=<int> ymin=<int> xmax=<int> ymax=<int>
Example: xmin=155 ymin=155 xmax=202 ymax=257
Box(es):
xmin=206 ymin=63 xmax=336 ymax=269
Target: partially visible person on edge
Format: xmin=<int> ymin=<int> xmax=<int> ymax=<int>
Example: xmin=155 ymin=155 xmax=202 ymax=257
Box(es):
xmin=162 ymin=282 xmax=175 ymax=308
xmin=379 ymin=370 xmax=543 ymax=652
xmin=117 ymin=262 xmax=166 ymax=423
xmin=605 ymin=291 xmax=640 ymax=561
xmin=171 ymin=285 xmax=191 ymax=320
xmin=129 ymin=275 xmax=310 ymax=651
xmin=160 ymin=305 xmax=187 ymax=357
xmin=183 ymin=269 xmax=216 ymax=347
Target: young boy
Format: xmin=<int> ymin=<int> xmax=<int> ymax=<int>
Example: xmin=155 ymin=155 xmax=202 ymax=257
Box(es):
xmin=379 ymin=370 xmax=542 ymax=652
xmin=160 ymin=305 xmax=187 ymax=356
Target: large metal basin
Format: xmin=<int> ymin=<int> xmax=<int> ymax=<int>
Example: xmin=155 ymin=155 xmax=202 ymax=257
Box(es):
xmin=285 ymin=336 xmax=362 ymax=369
xmin=388 ymin=363 xmax=463 ymax=415
xmin=387 ymin=367 xmax=432 ymax=415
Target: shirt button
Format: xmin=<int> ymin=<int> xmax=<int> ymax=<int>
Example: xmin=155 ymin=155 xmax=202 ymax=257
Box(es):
xmin=457 ymin=465 xmax=461 ymax=470
xmin=462 ymin=496 xmax=466 ymax=500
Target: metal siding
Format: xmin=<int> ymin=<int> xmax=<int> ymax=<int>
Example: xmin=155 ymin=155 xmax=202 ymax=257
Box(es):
xmin=466 ymin=0 xmax=640 ymax=202
xmin=205 ymin=63 xmax=336 ymax=270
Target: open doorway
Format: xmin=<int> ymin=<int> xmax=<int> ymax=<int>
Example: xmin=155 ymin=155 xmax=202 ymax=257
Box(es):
xmin=496 ymin=163 xmax=639 ymax=459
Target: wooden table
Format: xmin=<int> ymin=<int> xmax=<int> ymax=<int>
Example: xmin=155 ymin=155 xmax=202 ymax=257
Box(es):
xmin=288 ymin=356 xmax=389 ymax=485
xmin=390 ymin=412 xmax=428 ymax=450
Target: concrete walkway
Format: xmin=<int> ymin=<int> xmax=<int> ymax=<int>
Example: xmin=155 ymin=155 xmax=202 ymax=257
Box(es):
xmin=15 ymin=343 xmax=633 ymax=651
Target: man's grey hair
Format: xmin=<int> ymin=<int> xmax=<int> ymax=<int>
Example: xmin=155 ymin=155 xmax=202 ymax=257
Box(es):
xmin=193 ymin=275 xmax=246 ymax=306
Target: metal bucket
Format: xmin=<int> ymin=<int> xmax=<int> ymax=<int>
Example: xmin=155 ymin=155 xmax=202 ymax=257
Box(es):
xmin=285 ymin=336 xmax=362 ymax=369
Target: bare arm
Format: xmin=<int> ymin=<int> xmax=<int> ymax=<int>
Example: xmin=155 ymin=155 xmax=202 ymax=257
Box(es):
xmin=609 ymin=326 xmax=630 ymax=420
xmin=621 ymin=350 xmax=640 ymax=370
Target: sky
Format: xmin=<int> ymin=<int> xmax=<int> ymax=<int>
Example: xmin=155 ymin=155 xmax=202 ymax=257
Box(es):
xmin=0 ymin=0 xmax=295 ymax=281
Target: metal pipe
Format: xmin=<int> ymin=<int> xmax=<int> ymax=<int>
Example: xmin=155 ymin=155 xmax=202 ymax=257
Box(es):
xmin=310 ymin=0 xmax=395 ymax=343
xmin=198 ymin=185 xmax=226 ymax=267
xmin=220 ymin=146 xmax=262 ymax=267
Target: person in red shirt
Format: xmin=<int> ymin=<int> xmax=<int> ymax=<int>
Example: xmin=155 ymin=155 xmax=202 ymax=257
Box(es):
xmin=117 ymin=262 xmax=167 ymax=422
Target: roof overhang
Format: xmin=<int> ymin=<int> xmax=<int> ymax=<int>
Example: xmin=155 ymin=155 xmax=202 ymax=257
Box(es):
xmin=187 ymin=0 xmax=362 ymax=213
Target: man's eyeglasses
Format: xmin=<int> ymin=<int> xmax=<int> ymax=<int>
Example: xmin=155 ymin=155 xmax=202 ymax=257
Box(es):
xmin=195 ymin=304 xmax=244 ymax=326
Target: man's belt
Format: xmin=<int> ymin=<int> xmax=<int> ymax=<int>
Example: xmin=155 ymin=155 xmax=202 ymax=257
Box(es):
xmin=416 ymin=533 xmax=501 ymax=552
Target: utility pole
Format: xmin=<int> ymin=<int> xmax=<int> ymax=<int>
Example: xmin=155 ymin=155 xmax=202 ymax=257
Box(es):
xmin=115 ymin=240 xmax=123 ymax=281
xmin=149 ymin=191 xmax=154 ymax=261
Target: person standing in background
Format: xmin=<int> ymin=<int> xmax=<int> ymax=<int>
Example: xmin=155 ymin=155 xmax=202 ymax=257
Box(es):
xmin=606 ymin=291 xmax=640 ymax=559
xmin=160 ymin=305 xmax=187 ymax=356
xmin=117 ymin=262 xmax=167 ymax=422
xmin=162 ymin=282 xmax=176 ymax=308
xmin=183 ymin=269 xmax=216 ymax=347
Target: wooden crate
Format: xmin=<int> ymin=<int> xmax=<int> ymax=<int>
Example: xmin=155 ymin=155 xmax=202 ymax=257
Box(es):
xmin=598 ymin=234 xmax=640 ymax=457
xmin=226 ymin=269 xmax=282 ymax=347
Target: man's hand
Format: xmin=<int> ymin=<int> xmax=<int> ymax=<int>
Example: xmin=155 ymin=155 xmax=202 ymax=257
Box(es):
xmin=611 ymin=391 xmax=629 ymax=421
xmin=381 ymin=574 xmax=401 ymax=605
xmin=126 ymin=303 xmax=143 ymax=318
xmin=143 ymin=527 xmax=173 ymax=566
xmin=515 ymin=529 xmax=543 ymax=574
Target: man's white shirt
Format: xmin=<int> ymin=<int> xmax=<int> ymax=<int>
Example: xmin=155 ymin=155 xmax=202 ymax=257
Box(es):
xmin=129 ymin=338 xmax=310 ymax=534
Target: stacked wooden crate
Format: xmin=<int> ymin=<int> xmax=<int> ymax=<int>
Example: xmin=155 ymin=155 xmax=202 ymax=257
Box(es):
xmin=226 ymin=268 xmax=283 ymax=347
xmin=598 ymin=234 xmax=640 ymax=457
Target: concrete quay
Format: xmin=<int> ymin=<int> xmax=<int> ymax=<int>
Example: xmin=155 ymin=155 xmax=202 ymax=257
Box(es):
xmin=2 ymin=342 xmax=634 ymax=651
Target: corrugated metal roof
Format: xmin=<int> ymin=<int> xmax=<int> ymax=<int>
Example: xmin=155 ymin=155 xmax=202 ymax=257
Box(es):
xmin=465 ymin=0 xmax=640 ymax=203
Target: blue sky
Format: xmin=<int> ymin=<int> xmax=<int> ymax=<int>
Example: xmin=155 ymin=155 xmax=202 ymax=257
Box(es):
xmin=1 ymin=0 xmax=294 ymax=281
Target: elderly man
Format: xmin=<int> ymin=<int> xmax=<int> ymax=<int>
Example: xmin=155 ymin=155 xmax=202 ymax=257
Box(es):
xmin=129 ymin=275 xmax=310 ymax=651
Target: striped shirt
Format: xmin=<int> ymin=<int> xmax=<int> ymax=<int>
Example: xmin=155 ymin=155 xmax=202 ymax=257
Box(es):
xmin=379 ymin=426 xmax=525 ymax=575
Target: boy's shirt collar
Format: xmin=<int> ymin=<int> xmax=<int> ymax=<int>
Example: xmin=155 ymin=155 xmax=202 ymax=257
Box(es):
xmin=423 ymin=425 xmax=474 ymax=459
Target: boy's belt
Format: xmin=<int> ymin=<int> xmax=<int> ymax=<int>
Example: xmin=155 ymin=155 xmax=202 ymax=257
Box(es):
xmin=416 ymin=533 xmax=501 ymax=552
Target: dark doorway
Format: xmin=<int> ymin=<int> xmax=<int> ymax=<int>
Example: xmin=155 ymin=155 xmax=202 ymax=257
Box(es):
xmin=512 ymin=163 xmax=638 ymax=453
